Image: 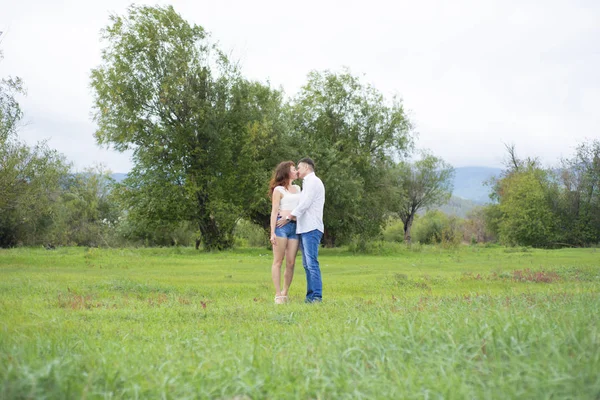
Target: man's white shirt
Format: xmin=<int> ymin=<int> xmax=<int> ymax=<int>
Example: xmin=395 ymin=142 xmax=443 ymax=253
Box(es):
xmin=291 ymin=172 xmax=325 ymax=234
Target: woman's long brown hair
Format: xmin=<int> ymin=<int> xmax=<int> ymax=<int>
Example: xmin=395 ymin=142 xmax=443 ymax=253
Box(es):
xmin=268 ymin=161 xmax=295 ymax=198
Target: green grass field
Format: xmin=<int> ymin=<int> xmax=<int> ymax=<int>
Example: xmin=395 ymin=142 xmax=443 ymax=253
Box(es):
xmin=1 ymin=245 xmax=599 ymax=399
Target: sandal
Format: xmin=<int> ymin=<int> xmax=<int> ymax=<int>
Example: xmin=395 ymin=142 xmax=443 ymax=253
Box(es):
xmin=274 ymin=295 xmax=287 ymax=304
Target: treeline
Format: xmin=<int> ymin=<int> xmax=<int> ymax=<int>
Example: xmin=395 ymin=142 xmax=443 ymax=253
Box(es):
xmin=382 ymin=142 xmax=600 ymax=249
xmin=485 ymin=143 xmax=600 ymax=247
xmin=1 ymin=6 xmax=598 ymax=250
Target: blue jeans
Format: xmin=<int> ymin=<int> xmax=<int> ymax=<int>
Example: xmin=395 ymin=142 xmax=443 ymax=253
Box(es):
xmin=299 ymin=229 xmax=323 ymax=302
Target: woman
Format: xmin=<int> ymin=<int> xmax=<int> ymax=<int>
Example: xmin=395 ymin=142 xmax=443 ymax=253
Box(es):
xmin=269 ymin=161 xmax=301 ymax=304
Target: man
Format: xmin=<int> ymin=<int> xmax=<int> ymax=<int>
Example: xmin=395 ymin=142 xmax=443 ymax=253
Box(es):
xmin=289 ymin=157 xmax=325 ymax=303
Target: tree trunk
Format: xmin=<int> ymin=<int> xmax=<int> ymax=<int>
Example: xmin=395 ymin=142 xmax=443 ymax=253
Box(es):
xmin=195 ymin=193 xmax=234 ymax=251
xmin=322 ymin=230 xmax=335 ymax=248
xmin=196 ymin=215 xmax=234 ymax=250
xmin=403 ymin=214 xmax=414 ymax=245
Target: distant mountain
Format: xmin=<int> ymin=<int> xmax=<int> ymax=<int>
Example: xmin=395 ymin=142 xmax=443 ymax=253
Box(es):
xmin=452 ymin=166 xmax=502 ymax=204
xmin=111 ymin=173 xmax=127 ymax=183
xmin=424 ymin=167 xmax=502 ymax=217
xmin=421 ymin=196 xmax=482 ymax=218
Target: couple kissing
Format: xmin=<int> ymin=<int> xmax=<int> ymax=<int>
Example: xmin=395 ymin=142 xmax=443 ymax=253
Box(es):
xmin=268 ymin=157 xmax=325 ymax=304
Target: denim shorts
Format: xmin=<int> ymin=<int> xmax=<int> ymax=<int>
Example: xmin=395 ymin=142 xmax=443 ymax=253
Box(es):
xmin=275 ymin=219 xmax=298 ymax=240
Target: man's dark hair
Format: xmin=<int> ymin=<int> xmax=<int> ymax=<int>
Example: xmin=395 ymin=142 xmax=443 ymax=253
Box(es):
xmin=298 ymin=157 xmax=315 ymax=171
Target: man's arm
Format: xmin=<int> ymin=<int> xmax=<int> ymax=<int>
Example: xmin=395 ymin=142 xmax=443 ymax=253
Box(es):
xmin=291 ymin=179 xmax=315 ymax=218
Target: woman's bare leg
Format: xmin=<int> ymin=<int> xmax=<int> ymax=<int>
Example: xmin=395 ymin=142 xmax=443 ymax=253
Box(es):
xmin=272 ymin=237 xmax=288 ymax=297
xmin=281 ymin=238 xmax=299 ymax=297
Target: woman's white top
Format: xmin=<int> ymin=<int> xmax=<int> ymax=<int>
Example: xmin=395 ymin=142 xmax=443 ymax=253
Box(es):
xmin=275 ymin=185 xmax=301 ymax=211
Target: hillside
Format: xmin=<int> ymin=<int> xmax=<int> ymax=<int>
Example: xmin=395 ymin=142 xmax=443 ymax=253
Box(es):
xmin=436 ymin=196 xmax=482 ymax=218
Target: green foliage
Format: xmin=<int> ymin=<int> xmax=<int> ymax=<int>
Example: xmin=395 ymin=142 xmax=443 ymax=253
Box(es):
xmin=347 ymin=239 xmax=407 ymax=255
xmin=116 ymin=218 xmax=197 ymax=247
xmin=289 ymin=69 xmax=413 ymax=246
xmin=0 ymin=140 xmax=70 ymax=247
xmin=233 ymin=219 xmax=269 ymax=248
xmin=496 ymin=166 xmax=557 ymax=247
xmin=381 ymin=218 xmax=405 ymax=243
xmin=49 ymin=166 xmax=122 ymax=247
xmin=0 ymin=44 xmax=25 ymax=144
xmin=482 ymin=203 xmax=502 ymax=240
xmin=412 ymin=210 xmax=463 ymax=246
xmin=554 ymin=140 xmax=600 ymax=245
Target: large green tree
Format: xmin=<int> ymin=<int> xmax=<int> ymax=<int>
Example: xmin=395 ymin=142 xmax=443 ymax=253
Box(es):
xmin=90 ymin=5 xmax=288 ymax=249
xmin=289 ymin=70 xmax=413 ymax=246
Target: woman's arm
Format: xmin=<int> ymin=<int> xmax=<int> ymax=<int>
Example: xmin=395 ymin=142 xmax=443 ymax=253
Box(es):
xmin=270 ymin=190 xmax=282 ymax=245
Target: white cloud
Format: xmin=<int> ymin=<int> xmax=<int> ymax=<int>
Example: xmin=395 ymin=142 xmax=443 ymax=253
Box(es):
xmin=1 ymin=0 xmax=599 ymax=172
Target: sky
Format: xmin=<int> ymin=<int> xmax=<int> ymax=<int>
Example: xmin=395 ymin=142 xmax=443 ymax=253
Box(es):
xmin=1 ymin=0 xmax=599 ymax=173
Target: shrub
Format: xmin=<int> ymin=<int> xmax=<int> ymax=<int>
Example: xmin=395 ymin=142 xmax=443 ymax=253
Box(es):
xmin=413 ymin=210 xmax=463 ymax=245
xmin=347 ymin=239 xmax=406 ymax=255
xmin=382 ymin=218 xmax=405 ymax=243
xmin=234 ymin=219 xmax=268 ymax=248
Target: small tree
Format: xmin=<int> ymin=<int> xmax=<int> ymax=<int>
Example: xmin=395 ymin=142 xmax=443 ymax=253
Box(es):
xmin=495 ymin=166 xmax=558 ymax=247
xmin=390 ymin=152 xmax=454 ymax=244
xmin=0 ymin=37 xmax=25 ymax=144
xmin=50 ymin=166 xmax=121 ymax=246
xmin=0 ymin=42 xmax=71 ymax=247
xmin=489 ymin=145 xmax=568 ymax=248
